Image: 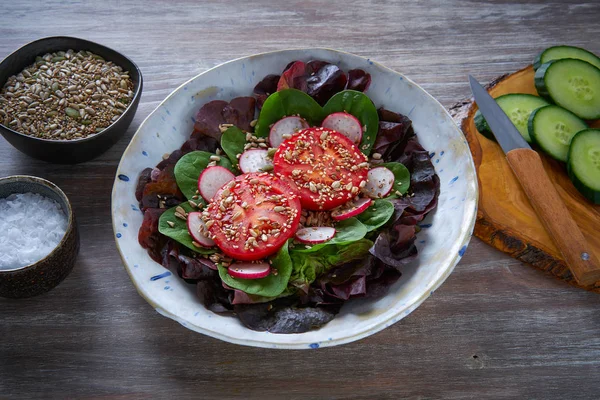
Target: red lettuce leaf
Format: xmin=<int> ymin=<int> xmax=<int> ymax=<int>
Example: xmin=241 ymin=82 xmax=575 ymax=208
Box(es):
xmin=346 ymin=69 xmax=372 ymax=92
xmin=193 ymin=100 xmax=229 ymax=139
xmin=140 ymin=164 xmax=184 ymax=210
xmin=277 ymin=61 xmax=307 ymax=92
xmin=138 ymin=208 xmax=166 ymax=263
xmin=135 ymin=168 xmax=152 ymax=202
xmin=222 ymin=96 xmax=256 ymax=132
xmin=369 ymin=120 xmax=440 ymax=268
xmin=180 ymin=134 xmax=219 ymax=154
xmin=196 ymin=280 xmax=233 ymax=313
xmin=274 ymin=60 xmax=349 ymax=106
xmin=306 ymin=64 xmax=348 ymax=106
xmin=253 ymin=74 xmax=280 ymax=109
xmin=193 ymin=97 xmax=256 ymax=140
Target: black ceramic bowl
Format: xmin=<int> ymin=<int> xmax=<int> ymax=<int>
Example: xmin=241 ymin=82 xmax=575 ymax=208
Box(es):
xmin=0 ymin=36 xmax=143 ymax=163
xmin=0 ymin=175 xmax=79 ymax=298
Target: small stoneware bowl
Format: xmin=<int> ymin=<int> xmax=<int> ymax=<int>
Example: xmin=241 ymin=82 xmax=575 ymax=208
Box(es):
xmin=0 ymin=175 xmax=79 ymax=298
xmin=0 ymin=36 xmax=143 ymax=163
xmin=112 ymin=49 xmax=478 ymax=349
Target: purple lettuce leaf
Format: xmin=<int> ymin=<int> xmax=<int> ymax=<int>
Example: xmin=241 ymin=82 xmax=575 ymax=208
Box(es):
xmin=372 ymin=108 xmax=414 ymax=160
xmin=308 ymin=255 xmax=402 ymax=303
xmin=234 ymin=297 xmax=340 ymax=333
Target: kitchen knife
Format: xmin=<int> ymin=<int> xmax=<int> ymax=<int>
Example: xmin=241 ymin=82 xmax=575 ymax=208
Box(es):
xmin=469 ymin=75 xmax=600 ymax=286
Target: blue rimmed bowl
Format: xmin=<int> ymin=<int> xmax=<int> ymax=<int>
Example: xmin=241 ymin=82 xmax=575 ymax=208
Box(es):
xmin=111 ymin=49 xmax=478 ymax=349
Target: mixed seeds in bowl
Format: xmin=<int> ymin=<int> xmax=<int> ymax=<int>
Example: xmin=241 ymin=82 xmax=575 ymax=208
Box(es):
xmin=0 ymin=49 xmax=134 ymax=140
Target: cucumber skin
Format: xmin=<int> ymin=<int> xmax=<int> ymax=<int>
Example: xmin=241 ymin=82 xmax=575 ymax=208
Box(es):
xmin=534 ymin=61 xmax=554 ymax=100
xmin=473 ymin=109 xmax=495 ymax=140
xmin=533 ymin=45 xmax=600 ymax=71
xmin=567 ymin=162 xmax=600 ymax=204
xmin=567 ymin=129 xmax=600 ymax=204
xmin=535 ymin=59 xmax=600 ymax=120
xmin=533 ymin=52 xmax=545 ymax=71
xmin=528 ymin=105 xmax=588 ymax=162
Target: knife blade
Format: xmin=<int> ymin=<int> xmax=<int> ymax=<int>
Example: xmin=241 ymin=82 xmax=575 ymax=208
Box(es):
xmin=468 ymin=75 xmax=531 ymax=153
xmin=468 ymin=75 xmax=600 ymax=286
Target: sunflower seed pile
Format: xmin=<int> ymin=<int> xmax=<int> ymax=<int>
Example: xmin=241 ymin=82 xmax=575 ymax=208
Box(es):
xmin=0 ymin=49 xmax=134 ymax=140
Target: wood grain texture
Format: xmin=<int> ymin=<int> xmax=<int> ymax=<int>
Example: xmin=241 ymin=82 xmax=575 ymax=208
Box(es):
xmin=452 ymin=65 xmax=600 ymax=292
xmin=505 ymin=148 xmax=600 ymax=286
xmin=1 ymin=1 xmax=600 ymax=399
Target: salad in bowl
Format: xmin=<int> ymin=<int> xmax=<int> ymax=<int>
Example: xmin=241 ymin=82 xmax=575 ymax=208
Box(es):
xmin=112 ymin=49 xmax=477 ymax=348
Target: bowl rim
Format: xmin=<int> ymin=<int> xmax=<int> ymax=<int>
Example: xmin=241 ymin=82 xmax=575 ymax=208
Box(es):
xmin=0 ymin=35 xmax=143 ymax=144
xmin=112 ymin=47 xmax=479 ymax=348
xmin=0 ymin=175 xmax=75 ymax=273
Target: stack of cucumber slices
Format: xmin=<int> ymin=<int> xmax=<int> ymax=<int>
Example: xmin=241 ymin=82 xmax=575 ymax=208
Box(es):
xmin=474 ymin=45 xmax=600 ymax=204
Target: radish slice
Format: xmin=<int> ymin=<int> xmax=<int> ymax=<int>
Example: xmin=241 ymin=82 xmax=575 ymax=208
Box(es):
xmin=331 ymin=197 xmax=372 ymax=221
xmin=321 ymin=112 xmax=363 ymax=143
xmin=295 ymin=227 xmax=336 ymax=244
xmin=269 ymin=116 xmax=309 ymax=147
xmin=198 ymin=165 xmax=235 ymax=201
xmin=238 ymin=149 xmax=273 ymax=173
xmin=228 ymin=261 xmax=271 ymax=279
xmin=187 ymin=212 xmax=215 ymax=247
xmin=363 ymin=167 xmax=395 ymax=199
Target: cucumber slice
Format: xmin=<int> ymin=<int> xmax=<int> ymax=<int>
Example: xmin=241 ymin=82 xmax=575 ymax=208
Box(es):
xmin=533 ymin=45 xmax=600 ymax=71
xmin=528 ymin=105 xmax=588 ymax=162
xmin=473 ymin=94 xmax=549 ymax=142
xmin=567 ymin=128 xmax=600 ymax=204
xmin=535 ymin=59 xmax=600 ymax=120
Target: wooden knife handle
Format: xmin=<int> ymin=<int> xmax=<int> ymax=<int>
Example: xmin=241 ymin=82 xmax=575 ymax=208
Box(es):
xmin=506 ymin=148 xmax=600 ymax=286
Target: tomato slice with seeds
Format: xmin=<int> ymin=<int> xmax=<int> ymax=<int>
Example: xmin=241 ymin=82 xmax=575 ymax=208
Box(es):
xmin=204 ymin=172 xmax=301 ymax=261
xmin=273 ymin=127 xmax=369 ymax=210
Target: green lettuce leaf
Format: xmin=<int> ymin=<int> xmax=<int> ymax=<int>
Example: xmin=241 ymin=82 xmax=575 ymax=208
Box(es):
xmin=158 ymin=203 xmax=216 ymax=254
xmin=220 ymin=126 xmax=246 ymax=167
xmin=174 ymin=151 xmax=233 ymax=200
xmin=323 ymin=90 xmax=379 ymax=155
xmin=356 ymin=199 xmax=395 ymax=231
xmin=218 ymin=241 xmax=293 ymax=297
xmin=289 ymin=238 xmax=373 ymax=288
xmin=380 ymin=162 xmax=410 ymax=197
xmin=255 ymin=89 xmax=325 ymax=137
xmin=292 ymin=217 xmax=367 ymax=253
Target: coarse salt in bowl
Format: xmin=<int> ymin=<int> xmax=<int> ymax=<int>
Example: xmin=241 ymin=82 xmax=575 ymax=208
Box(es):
xmin=0 ymin=176 xmax=79 ymax=298
xmin=112 ymin=49 xmax=478 ymax=349
xmin=0 ymin=192 xmax=68 ymax=270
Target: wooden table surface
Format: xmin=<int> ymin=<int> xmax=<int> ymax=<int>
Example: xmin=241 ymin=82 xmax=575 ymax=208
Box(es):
xmin=1 ymin=1 xmax=600 ymax=399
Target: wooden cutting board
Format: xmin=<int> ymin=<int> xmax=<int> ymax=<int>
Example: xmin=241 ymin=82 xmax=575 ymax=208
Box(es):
xmin=450 ymin=65 xmax=600 ymax=292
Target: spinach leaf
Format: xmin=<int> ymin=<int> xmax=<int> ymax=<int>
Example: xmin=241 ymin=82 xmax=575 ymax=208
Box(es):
xmin=380 ymin=162 xmax=410 ymax=198
xmin=292 ymin=217 xmax=367 ymax=253
xmin=356 ymin=199 xmax=395 ymax=231
xmin=289 ymin=238 xmax=373 ymax=288
xmin=255 ymin=89 xmax=325 ymax=137
xmin=323 ymin=90 xmax=379 ymax=155
xmin=174 ymin=151 xmax=233 ymax=199
xmin=158 ymin=203 xmax=216 ymax=254
xmin=218 ymin=241 xmax=293 ymax=297
xmin=220 ymin=126 xmax=246 ymax=167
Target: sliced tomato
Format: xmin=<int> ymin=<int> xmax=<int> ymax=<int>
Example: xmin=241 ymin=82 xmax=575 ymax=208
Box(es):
xmin=272 ymin=127 xmax=369 ymax=210
xmin=204 ymin=172 xmax=301 ymax=261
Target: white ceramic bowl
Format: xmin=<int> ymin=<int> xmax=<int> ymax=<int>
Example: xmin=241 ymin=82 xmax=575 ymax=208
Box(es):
xmin=111 ymin=49 xmax=478 ymax=349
